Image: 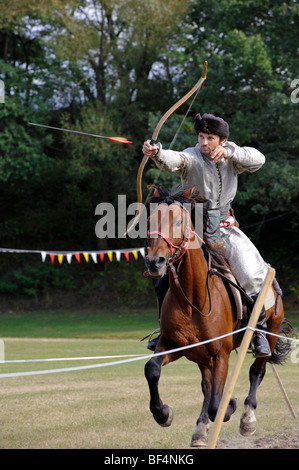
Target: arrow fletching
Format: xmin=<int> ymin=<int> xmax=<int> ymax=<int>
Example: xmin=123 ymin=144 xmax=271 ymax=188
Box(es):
xmin=109 ymin=136 xmax=133 ymax=143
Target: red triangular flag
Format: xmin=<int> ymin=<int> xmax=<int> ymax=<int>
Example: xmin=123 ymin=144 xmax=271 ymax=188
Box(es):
xmin=75 ymin=253 xmax=81 ymax=263
xmin=124 ymin=251 xmax=130 ymax=262
xmin=49 ymin=254 xmax=55 ymax=264
xmin=99 ymin=253 xmax=105 ymax=262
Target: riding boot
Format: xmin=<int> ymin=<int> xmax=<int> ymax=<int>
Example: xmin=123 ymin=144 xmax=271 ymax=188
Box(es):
xmin=147 ymin=274 xmax=169 ymax=351
xmin=251 ymin=298 xmax=271 ymax=358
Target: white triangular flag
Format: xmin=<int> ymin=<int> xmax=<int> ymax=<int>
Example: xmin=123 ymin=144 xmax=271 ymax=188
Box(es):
xmin=66 ymin=254 xmax=73 ymax=264
xmin=41 ymin=251 xmax=47 ymax=262
xmin=91 ymin=253 xmax=98 ymax=263
xmin=115 ymin=251 xmax=121 ymax=261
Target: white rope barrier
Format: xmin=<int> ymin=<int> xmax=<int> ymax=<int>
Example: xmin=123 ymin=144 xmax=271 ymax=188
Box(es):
xmin=249 ymin=327 xmax=299 ymax=343
xmin=0 ymin=326 xmax=298 ymax=379
xmin=0 ymin=328 xmax=248 ymax=378
xmin=2 ymin=354 xmax=145 ymax=364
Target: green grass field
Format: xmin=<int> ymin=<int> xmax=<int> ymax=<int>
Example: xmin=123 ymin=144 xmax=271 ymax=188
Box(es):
xmin=0 ymin=309 xmax=158 ymax=339
xmin=0 ymin=309 xmax=298 ymax=449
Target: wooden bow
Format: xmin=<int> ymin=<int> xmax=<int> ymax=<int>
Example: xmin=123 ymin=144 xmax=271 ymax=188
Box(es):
xmin=126 ymin=61 xmax=208 ymax=235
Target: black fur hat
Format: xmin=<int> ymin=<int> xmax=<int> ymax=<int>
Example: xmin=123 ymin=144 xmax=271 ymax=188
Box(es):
xmin=194 ymin=113 xmax=229 ymax=139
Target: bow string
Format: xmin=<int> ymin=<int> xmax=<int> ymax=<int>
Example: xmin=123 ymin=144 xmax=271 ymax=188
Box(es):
xmin=126 ymin=60 xmax=208 ymax=236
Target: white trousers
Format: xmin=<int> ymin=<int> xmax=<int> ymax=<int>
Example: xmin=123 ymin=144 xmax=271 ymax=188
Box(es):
xmin=220 ymin=225 xmax=269 ymax=297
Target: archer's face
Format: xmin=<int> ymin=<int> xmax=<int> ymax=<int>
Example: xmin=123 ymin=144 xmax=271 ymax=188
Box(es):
xmin=198 ymin=132 xmax=222 ymax=157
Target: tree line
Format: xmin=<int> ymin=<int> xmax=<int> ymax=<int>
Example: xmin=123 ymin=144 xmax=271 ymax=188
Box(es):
xmin=0 ymin=0 xmax=298 ymax=307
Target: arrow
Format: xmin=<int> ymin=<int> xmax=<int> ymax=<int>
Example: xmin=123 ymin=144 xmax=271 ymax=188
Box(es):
xmin=28 ymin=122 xmax=133 ymax=144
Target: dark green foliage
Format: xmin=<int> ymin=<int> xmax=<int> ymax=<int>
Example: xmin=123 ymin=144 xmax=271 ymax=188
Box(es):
xmin=0 ymin=0 xmax=298 ymax=308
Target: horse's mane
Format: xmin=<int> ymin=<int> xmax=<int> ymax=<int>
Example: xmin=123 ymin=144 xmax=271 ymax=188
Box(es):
xmin=149 ymin=184 xmax=230 ymax=270
xmin=149 ymin=184 xmax=207 ymax=206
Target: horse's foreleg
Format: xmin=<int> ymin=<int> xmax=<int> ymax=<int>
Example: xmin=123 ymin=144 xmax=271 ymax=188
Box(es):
xmin=144 ymin=353 xmax=174 ymax=427
xmin=190 ymin=365 xmax=212 ymax=447
xmin=208 ymin=352 xmax=238 ymax=423
xmin=240 ymin=357 xmax=267 ymax=436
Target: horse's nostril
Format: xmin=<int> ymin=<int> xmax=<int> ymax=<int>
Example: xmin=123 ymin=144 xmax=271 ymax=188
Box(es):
xmin=145 ymin=256 xmax=166 ymax=272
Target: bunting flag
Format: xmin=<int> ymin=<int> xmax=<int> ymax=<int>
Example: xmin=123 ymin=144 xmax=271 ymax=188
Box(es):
xmin=0 ymin=247 xmax=146 ymax=264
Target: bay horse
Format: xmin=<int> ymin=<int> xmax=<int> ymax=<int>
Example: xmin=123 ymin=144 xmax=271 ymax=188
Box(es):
xmin=144 ymin=185 xmax=292 ymax=447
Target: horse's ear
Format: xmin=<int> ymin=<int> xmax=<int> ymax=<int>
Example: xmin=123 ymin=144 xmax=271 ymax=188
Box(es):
xmin=182 ymin=187 xmax=195 ymax=199
xmin=147 ymin=184 xmax=160 ymax=198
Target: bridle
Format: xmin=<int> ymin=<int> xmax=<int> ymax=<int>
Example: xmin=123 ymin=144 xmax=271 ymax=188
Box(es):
xmin=145 ymin=204 xmax=213 ymax=317
xmin=146 ymin=204 xmax=203 ymax=265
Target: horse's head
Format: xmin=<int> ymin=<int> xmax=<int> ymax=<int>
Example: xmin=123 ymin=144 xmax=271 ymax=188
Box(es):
xmin=145 ymin=185 xmax=204 ymax=278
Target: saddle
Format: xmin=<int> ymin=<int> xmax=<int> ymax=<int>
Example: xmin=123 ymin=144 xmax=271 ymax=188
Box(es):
xmin=204 ymin=247 xmax=278 ymax=319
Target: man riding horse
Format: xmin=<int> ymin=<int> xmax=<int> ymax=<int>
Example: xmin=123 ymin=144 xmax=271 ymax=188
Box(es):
xmin=142 ymin=112 xmax=271 ymax=358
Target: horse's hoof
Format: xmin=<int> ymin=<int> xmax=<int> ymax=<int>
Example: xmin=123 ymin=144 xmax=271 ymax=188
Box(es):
xmin=190 ymin=422 xmax=209 ymax=447
xmin=240 ymin=405 xmax=256 ymax=437
xmin=154 ymin=405 xmax=173 ymax=427
xmin=190 ymin=434 xmax=208 ymax=447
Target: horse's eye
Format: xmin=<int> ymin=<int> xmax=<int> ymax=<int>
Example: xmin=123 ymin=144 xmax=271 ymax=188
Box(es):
xmin=176 ymin=219 xmax=183 ymax=227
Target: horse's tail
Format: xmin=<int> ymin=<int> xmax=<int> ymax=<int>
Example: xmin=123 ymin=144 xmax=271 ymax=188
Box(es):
xmin=269 ymin=318 xmax=297 ymax=365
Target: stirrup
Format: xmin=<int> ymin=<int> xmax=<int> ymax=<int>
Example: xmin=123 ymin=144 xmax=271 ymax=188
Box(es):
xmin=140 ymin=328 xmax=160 ymax=343
xmin=147 ymin=334 xmax=160 ymax=351
xmin=140 ymin=328 xmax=160 ymax=351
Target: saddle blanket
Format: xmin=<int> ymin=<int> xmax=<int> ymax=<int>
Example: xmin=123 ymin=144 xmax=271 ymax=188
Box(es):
xmin=226 ymin=272 xmax=275 ymax=319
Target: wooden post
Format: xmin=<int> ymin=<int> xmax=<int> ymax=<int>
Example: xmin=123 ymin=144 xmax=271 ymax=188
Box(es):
xmin=270 ymin=363 xmax=297 ymax=419
xmin=207 ymin=267 xmax=276 ymax=449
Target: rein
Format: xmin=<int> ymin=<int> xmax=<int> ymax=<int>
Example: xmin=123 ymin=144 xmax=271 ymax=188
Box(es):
xmin=145 ymin=203 xmax=253 ymax=317
xmin=169 ymin=256 xmax=213 ymax=318
xmin=146 ymin=206 xmax=213 ymax=317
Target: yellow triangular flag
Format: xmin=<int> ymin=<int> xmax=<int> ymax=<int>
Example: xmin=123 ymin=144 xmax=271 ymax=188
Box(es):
xmin=83 ymin=252 xmax=89 ymax=262
xmin=58 ymin=254 xmax=64 ymax=264
xmin=107 ymin=251 xmax=113 ymax=261
xmin=132 ymin=250 xmax=138 ymax=260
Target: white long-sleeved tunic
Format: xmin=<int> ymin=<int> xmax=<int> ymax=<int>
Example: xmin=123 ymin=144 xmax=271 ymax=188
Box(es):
xmin=152 ymin=141 xmax=265 ymax=218
xmin=151 ymin=141 xmax=268 ymax=296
